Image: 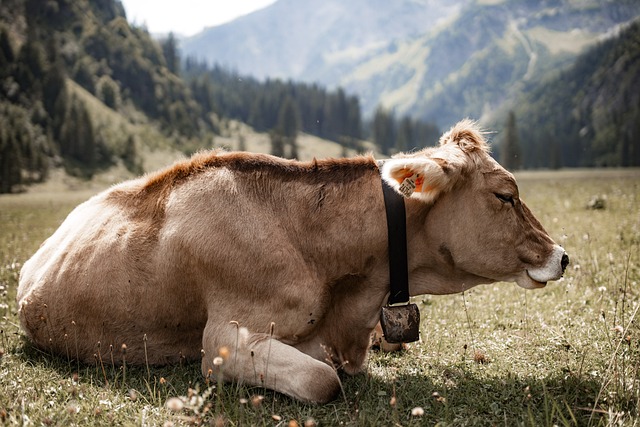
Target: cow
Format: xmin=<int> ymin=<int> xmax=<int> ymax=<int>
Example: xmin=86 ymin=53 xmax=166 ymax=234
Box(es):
xmin=17 ymin=120 xmax=568 ymax=403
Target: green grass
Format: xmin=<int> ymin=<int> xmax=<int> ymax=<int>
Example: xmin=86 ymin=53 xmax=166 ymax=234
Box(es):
xmin=1 ymin=169 xmax=639 ymax=426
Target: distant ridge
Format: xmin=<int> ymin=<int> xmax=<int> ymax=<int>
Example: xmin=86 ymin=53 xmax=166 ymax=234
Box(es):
xmin=181 ymin=0 xmax=640 ymax=128
xmin=183 ymin=0 xmax=464 ymax=82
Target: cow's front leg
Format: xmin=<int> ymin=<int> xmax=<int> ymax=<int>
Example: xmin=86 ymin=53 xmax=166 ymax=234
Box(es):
xmin=201 ymin=321 xmax=341 ymax=403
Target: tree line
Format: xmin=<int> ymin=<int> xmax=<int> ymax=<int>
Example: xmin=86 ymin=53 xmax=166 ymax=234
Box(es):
xmin=183 ymin=57 xmax=441 ymax=158
xmin=371 ymin=106 xmax=440 ymax=156
xmin=184 ymin=59 xmax=364 ymax=154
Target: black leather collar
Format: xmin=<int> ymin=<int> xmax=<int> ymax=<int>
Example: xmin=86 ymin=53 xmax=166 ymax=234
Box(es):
xmin=380 ymin=173 xmax=410 ymax=305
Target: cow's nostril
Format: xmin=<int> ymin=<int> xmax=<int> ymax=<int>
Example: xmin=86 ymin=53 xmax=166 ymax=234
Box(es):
xmin=561 ymin=252 xmax=569 ymax=272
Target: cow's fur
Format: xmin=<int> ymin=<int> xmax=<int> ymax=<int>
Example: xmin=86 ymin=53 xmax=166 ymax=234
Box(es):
xmin=17 ymin=120 xmax=567 ymax=403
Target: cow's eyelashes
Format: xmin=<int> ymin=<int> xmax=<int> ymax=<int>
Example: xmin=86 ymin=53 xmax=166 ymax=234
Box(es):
xmin=495 ymin=193 xmax=515 ymax=206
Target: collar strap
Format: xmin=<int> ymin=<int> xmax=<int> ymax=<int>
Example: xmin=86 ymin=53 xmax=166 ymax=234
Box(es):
xmin=380 ymin=173 xmax=410 ymax=305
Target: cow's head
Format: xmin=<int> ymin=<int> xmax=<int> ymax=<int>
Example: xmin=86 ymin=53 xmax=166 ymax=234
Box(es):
xmin=381 ymin=119 xmax=568 ymax=292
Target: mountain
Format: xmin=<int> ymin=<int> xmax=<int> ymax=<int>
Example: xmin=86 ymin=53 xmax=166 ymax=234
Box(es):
xmin=181 ymin=0 xmax=640 ymax=127
xmin=182 ymin=0 xmax=467 ymax=83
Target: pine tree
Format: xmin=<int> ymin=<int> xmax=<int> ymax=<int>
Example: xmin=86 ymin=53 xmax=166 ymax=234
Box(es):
xmin=162 ymin=32 xmax=180 ymax=75
xmin=0 ymin=26 xmax=15 ymax=77
xmin=324 ymin=88 xmax=348 ymax=140
xmin=0 ymin=128 xmax=23 ymax=193
xmin=396 ymin=117 xmax=413 ymax=153
xmin=58 ymin=97 xmax=77 ymax=158
xmin=500 ymin=111 xmax=522 ymax=170
xmin=97 ymin=75 xmax=120 ymax=110
xmin=277 ymin=96 xmax=300 ymax=159
xmin=122 ymin=134 xmax=142 ymax=174
xmin=59 ymin=96 xmax=96 ymax=168
xmin=52 ymin=84 xmax=69 ymax=142
xmin=73 ymin=57 xmax=96 ymax=94
xmin=373 ymin=106 xmax=395 ymax=155
xmin=15 ymin=31 xmax=46 ymax=97
xmin=42 ymin=56 xmax=66 ymax=117
xmin=346 ymin=96 xmax=362 ymax=139
xmin=77 ymin=101 xmax=96 ymax=166
xmin=32 ymin=136 xmax=50 ymax=182
xmin=278 ymin=96 xmax=300 ymax=139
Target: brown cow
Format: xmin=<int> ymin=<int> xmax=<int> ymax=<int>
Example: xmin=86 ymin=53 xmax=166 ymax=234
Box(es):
xmin=17 ymin=120 xmax=568 ymax=403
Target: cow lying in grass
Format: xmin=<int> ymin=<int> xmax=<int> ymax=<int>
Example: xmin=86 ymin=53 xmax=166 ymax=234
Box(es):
xmin=17 ymin=120 xmax=568 ymax=403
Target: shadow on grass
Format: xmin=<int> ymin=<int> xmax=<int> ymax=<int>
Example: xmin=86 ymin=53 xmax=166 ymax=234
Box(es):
xmin=342 ymin=352 xmax=631 ymax=426
xmin=12 ymin=339 xmax=633 ymax=426
xmin=14 ymin=335 xmax=203 ymax=391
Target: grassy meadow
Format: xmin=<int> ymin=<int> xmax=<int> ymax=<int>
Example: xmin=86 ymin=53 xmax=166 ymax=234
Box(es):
xmin=0 ymin=168 xmax=638 ymax=426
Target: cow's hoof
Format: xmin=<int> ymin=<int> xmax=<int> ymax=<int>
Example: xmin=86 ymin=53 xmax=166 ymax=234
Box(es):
xmin=296 ymin=363 xmax=342 ymax=404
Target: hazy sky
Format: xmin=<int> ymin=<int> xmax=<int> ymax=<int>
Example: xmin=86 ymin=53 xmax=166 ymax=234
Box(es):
xmin=119 ymin=0 xmax=277 ymax=36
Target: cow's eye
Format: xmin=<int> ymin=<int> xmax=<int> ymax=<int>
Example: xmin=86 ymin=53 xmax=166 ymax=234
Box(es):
xmin=495 ymin=193 xmax=515 ymax=206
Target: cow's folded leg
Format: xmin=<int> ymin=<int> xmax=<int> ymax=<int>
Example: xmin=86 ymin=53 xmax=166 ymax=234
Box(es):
xmin=201 ymin=322 xmax=341 ymax=403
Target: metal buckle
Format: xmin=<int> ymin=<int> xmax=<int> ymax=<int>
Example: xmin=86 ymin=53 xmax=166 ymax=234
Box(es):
xmin=379 ymin=303 xmax=420 ymax=343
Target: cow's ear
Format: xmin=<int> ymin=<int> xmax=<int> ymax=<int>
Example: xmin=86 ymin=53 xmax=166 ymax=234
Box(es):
xmin=380 ymin=157 xmax=454 ymax=202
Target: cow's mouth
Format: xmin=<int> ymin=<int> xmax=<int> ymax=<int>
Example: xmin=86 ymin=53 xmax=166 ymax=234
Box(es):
xmin=526 ymin=271 xmax=548 ymax=288
xmin=515 ymin=271 xmax=548 ymax=289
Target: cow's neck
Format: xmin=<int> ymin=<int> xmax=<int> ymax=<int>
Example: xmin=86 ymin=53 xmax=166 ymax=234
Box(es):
xmin=404 ymin=200 xmax=493 ymax=295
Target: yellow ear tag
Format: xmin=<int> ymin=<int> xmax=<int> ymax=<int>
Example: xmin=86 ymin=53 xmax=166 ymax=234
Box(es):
xmin=398 ymin=173 xmax=418 ymax=197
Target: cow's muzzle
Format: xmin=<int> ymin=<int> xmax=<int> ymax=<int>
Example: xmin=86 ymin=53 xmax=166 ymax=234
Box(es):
xmin=527 ymin=245 xmax=569 ymax=284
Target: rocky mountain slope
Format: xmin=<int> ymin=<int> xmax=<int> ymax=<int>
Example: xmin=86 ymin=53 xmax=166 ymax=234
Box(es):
xmin=183 ymin=0 xmax=466 ymax=83
xmin=181 ymin=0 xmax=640 ymax=127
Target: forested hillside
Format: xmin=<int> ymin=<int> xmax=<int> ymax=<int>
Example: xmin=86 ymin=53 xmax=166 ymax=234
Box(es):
xmin=0 ymin=0 xmax=213 ymax=192
xmin=513 ymin=19 xmax=640 ymax=168
xmin=1 ymin=0 xmax=434 ymax=193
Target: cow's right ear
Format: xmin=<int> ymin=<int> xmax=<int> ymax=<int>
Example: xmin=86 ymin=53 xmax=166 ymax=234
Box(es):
xmin=380 ymin=157 xmax=454 ymax=203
